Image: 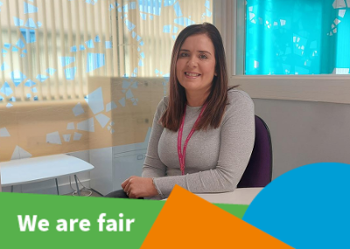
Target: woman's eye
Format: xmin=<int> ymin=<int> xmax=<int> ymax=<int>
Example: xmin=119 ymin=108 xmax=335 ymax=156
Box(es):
xmin=199 ymin=54 xmax=208 ymax=59
xmin=180 ymin=52 xmax=188 ymax=57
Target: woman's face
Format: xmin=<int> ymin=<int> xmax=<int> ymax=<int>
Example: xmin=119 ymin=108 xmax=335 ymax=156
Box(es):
xmin=176 ymin=34 xmax=216 ymax=96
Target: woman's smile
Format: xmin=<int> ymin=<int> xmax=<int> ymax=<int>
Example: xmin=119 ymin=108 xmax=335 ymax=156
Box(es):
xmin=184 ymin=71 xmax=202 ymax=79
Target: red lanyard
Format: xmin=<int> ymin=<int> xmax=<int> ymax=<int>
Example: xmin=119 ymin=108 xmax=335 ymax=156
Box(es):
xmin=177 ymin=104 xmax=207 ymax=175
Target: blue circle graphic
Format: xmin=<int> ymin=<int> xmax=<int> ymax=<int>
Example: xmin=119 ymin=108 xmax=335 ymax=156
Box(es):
xmin=243 ymin=162 xmax=350 ymax=248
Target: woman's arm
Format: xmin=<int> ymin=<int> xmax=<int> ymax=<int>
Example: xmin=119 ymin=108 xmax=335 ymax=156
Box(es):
xmin=122 ymin=98 xmax=168 ymax=199
xmin=153 ymin=91 xmax=255 ymax=198
xmin=141 ymin=98 xmax=168 ymax=178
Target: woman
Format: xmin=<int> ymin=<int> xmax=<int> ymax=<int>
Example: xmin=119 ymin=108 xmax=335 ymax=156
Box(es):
xmin=106 ymin=23 xmax=255 ymax=199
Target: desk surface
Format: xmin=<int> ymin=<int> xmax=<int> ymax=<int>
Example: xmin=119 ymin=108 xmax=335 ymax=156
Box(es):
xmin=0 ymin=154 xmax=94 ymax=187
xmin=196 ymin=187 xmax=263 ymax=205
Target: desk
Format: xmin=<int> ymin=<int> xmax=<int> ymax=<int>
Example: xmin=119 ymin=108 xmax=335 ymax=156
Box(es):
xmin=0 ymin=154 xmax=94 ymax=196
xmin=196 ymin=187 xmax=263 ymax=205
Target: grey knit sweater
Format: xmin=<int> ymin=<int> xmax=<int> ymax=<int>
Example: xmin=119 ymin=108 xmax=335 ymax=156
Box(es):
xmin=142 ymin=89 xmax=255 ymax=199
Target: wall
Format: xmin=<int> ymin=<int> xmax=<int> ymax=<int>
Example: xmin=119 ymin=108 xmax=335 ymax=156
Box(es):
xmin=254 ymin=98 xmax=350 ymax=179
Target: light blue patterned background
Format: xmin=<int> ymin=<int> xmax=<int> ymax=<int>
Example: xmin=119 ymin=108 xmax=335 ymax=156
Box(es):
xmin=246 ymin=0 xmax=350 ymax=75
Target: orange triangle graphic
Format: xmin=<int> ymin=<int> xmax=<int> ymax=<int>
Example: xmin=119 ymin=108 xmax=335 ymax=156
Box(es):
xmin=141 ymin=185 xmax=293 ymax=249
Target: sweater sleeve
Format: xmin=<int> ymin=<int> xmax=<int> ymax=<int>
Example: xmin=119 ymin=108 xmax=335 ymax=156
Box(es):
xmin=141 ymin=98 xmax=168 ymax=178
xmin=153 ymin=91 xmax=255 ymax=198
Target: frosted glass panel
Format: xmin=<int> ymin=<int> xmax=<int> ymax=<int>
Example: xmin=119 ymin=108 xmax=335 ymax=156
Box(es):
xmin=0 ymin=0 xmax=213 ymax=162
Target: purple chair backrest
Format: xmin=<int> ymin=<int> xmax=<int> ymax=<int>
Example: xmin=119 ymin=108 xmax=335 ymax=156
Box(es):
xmin=237 ymin=115 xmax=272 ymax=188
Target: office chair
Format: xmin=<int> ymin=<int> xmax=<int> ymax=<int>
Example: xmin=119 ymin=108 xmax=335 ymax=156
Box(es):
xmin=237 ymin=115 xmax=272 ymax=188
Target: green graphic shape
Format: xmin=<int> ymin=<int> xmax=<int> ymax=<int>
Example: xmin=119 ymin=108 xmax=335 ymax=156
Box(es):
xmin=0 ymin=192 xmax=248 ymax=248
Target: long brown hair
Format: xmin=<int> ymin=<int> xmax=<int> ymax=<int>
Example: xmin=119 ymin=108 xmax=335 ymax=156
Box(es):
xmin=160 ymin=23 xmax=230 ymax=131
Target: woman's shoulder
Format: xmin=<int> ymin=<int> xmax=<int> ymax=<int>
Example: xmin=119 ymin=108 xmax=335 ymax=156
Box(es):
xmin=157 ymin=96 xmax=169 ymax=109
xmin=223 ymin=89 xmax=254 ymax=119
xmin=227 ymin=89 xmax=253 ymax=104
xmin=227 ymin=89 xmax=254 ymax=106
xmin=154 ymin=96 xmax=169 ymax=118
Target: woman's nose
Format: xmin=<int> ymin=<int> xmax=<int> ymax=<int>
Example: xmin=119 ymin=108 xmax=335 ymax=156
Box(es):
xmin=187 ymin=56 xmax=198 ymax=67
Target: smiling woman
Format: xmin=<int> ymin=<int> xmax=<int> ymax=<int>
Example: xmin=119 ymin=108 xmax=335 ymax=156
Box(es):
xmin=105 ymin=23 xmax=255 ymax=199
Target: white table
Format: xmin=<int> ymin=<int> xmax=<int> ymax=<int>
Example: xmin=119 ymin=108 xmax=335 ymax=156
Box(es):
xmin=0 ymin=154 xmax=94 ymax=196
xmin=196 ymin=187 xmax=263 ymax=205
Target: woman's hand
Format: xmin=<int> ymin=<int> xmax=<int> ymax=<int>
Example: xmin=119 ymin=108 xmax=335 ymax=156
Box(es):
xmin=121 ymin=176 xmax=158 ymax=199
